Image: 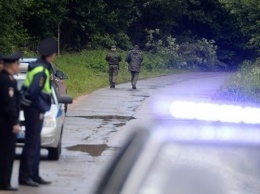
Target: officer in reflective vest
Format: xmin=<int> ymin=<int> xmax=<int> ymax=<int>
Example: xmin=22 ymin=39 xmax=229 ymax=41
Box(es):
xmin=19 ymin=38 xmax=57 ymax=187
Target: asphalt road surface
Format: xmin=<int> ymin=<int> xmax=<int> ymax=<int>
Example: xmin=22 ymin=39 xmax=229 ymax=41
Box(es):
xmin=4 ymin=72 xmax=232 ymax=194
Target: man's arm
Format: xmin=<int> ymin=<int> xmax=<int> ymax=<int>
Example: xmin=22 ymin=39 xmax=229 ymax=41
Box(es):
xmin=21 ymin=72 xmax=47 ymax=106
xmin=3 ymin=79 xmax=19 ymax=127
xmin=126 ymin=51 xmax=131 ymax=63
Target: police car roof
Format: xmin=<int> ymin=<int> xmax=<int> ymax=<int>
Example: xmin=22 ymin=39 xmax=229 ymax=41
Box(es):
xmin=19 ymin=58 xmax=37 ymax=73
xmin=20 ymin=58 xmax=37 ymax=63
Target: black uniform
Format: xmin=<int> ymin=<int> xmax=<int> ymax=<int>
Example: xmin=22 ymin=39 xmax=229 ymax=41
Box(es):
xmin=0 ymin=70 xmax=20 ymax=189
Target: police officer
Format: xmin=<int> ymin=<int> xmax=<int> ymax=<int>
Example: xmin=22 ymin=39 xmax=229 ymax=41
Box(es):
xmin=0 ymin=51 xmax=23 ymax=191
xmin=126 ymin=45 xmax=143 ymax=89
xmin=105 ymin=46 xmax=122 ymax=88
xmin=19 ymin=38 xmax=57 ymax=187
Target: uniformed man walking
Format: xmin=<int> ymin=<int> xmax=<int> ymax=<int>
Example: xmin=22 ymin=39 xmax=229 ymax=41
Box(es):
xmin=0 ymin=51 xmax=23 ymax=191
xmin=126 ymin=45 xmax=143 ymax=89
xmin=19 ymin=38 xmax=57 ymax=187
xmin=105 ymin=46 xmax=122 ymax=88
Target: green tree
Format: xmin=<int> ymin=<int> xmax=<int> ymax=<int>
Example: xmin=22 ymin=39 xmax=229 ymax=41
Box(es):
xmin=21 ymin=0 xmax=68 ymax=48
xmin=221 ymin=0 xmax=260 ymax=55
xmin=130 ymin=0 xmax=247 ymax=66
xmin=61 ymin=0 xmax=137 ymax=50
xmin=0 ymin=0 xmax=30 ymax=52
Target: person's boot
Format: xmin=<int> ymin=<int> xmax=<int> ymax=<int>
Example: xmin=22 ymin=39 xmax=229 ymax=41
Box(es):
xmin=33 ymin=177 xmax=52 ymax=185
xmin=112 ymin=82 xmax=115 ymax=88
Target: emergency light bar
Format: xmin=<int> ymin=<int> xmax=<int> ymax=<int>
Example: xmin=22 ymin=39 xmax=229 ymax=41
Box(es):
xmin=169 ymin=101 xmax=260 ymax=124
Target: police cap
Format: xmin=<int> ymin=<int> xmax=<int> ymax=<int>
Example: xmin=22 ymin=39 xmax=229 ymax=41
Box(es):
xmin=37 ymin=38 xmax=58 ymax=56
xmin=2 ymin=51 xmax=23 ymax=63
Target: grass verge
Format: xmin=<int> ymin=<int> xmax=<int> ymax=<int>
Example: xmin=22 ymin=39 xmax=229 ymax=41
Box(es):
xmin=216 ymin=59 xmax=260 ymax=103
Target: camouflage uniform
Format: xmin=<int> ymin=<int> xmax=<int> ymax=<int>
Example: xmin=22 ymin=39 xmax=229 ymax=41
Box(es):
xmin=126 ymin=45 xmax=143 ymax=89
xmin=105 ymin=47 xmax=122 ymax=88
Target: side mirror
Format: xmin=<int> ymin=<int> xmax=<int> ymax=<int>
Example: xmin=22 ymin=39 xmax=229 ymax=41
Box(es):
xmin=59 ymin=95 xmax=73 ymax=104
xmin=56 ymin=70 xmax=68 ymax=80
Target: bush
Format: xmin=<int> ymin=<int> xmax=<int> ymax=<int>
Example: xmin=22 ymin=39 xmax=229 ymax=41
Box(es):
xmin=145 ymin=29 xmax=226 ymax=71
xmin=216 ymin=59 xmax=260 ymax=103
xmin=142 ymin=53 xmax=168 ymax=71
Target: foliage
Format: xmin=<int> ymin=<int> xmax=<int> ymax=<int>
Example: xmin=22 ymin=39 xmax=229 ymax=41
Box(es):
xmin=0 ymin=1 xmax=30 ymax=53
xmin=145 ymin=29 xmax=225 ymax=71
xmin=217 ymin=59 xmax=260 ymax=103
xmin=220 ymin=0 xmax=260 ymax=55
xmin=130 ymin=0 xmax=246 ymax=66
xmin=59 ymin=0 xmax=137 ymax=50
xmin=23 ymin=0 xmax=68 ymax=37
xmin=0 ymin=0 xmax=259 ymax=68
xmin=142 ymin=53 xmax=167 ymax=72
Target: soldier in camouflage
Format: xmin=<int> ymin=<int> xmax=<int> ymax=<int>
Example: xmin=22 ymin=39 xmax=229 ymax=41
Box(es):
xmin=105 ymin=46 xmax=122 ymax=88
xmin=126 ymin=45 xmax=143 ymax=89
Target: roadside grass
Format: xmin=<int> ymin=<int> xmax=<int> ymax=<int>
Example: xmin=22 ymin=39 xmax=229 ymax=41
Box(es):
xmin=216 ymin=59 xmax=260 ymax=103
xmin=54 ymin=50 xmax=180 ymax=98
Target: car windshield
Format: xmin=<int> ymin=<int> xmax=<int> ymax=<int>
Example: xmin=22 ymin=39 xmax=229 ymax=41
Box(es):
xmin=138 ymin=142 xmax=260 ymax=194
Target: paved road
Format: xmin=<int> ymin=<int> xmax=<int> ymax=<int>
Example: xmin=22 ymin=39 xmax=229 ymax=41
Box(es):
xmin=4 ymin=72 xmax=231 ymax=194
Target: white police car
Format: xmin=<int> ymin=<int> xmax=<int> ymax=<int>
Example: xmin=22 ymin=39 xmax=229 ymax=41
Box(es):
xmin=15 ymin=70 xmax=73 ymax=160
xmin=94 ymin=101 xmax=260 ymax=194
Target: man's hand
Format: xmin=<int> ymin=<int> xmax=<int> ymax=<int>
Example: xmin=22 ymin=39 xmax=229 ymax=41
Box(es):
xmin=12 ymin=124 xmax=20 ymax=134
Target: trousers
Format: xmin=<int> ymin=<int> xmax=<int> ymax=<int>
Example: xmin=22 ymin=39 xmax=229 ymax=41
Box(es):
xmin=19 ymin=107 xmax=44 ymax=181
xmin=131 ymin=71 xmax=139 ymax=87
xmin=0 ymin=119 xmax=16 ymax=187
xmin=109 ymin=65 xmax=119 ymax=86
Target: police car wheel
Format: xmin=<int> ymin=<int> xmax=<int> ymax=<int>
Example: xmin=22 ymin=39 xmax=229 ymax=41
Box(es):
xmin=64 ymin=104 xmax=68 ymax=113
xmin=48 ymin=141 xmax=61 ymax=160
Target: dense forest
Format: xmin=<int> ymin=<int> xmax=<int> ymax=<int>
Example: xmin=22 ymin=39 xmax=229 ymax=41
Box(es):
xmin=0 ymin=0 xmax=259 ymax=68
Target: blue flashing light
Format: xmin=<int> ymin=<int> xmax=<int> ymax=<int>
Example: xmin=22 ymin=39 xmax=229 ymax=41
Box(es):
xmin=169 ymin=101 xmax=260 ymax=124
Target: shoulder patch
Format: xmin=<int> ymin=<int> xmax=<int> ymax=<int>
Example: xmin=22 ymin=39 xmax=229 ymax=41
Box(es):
xmin=9 ymin=87 xmax=14 ymax=97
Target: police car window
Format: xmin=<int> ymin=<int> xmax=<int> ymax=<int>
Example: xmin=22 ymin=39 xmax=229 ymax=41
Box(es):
xmin=138 ymin=143 xmax=260 ymax=194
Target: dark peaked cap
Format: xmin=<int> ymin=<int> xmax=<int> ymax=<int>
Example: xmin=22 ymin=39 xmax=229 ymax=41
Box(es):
xmin=37 ymin=38 xmax=58 ymax=56
xmin=2 ymin=51 xmax=23 ymax=62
